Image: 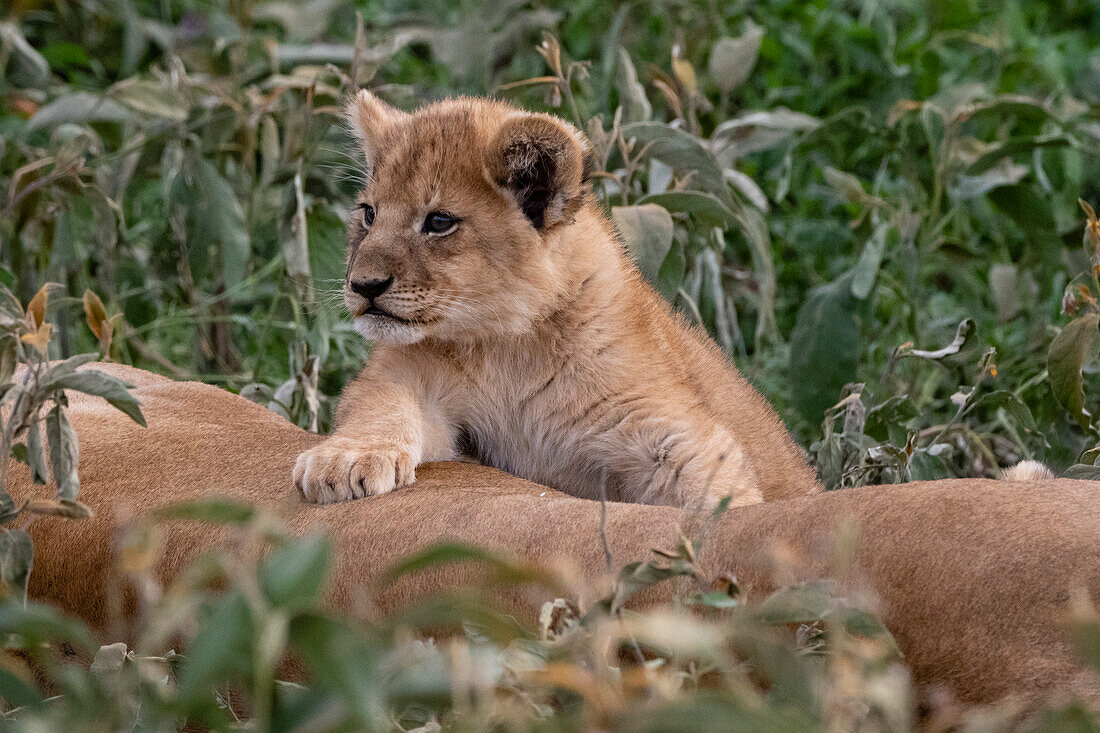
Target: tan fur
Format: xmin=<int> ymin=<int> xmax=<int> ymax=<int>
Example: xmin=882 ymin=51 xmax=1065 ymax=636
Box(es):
xmin=294 ymin=92 xmax=822 ymax=509
xmin=8 ymin=364 xmax=1100 ymax=709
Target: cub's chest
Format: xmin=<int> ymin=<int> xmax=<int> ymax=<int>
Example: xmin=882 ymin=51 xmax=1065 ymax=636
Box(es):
xmin=454 ymin=355 xmax=597 ymax=472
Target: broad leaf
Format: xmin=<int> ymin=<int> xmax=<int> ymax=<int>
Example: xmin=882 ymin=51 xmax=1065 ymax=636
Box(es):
xmin=259 ymin=534 xmax=333 ymax=610
xmin=40 ymin=369 xmax=146 ymax=426
xmin=24 ymin=425 xmax=48 ymax=485
xmin=108 ymin=78 xmax=188 ymax=121
xmin=708 ymin=23 xmax=764 ymax=94
xmin=191 ymin=159 xmax=251 ymax=287
xmin=789 ymin=274 xmax=861 ymax=422
xmin=611 ymin=204 xmax=674 ymax=283
xmin=176 ymin=593 xmax=255 ymax=704
xmin=619 ymin=122 xmax=729 ymax=199
xmin=26 ymin=92 xmax=131 ymax=131
xmin=711 ymin=109 xmax=821 ymax=164
xmin=850 ymin=223 xmax=890 ymax=300
xmin=965 ymin=390 xmax=1037 ymax=432
xmin=615 ymin=48 xmax=651 ymax=123
xmin=637 ymin=191 xmax=738 ymax=226
xmin=1063 ymin=464 xmax=1100 ymax=481
xmin=1048 ymin=312 xmax=1100 ymax=430
xmin=152 ymin=498 xmax=256 ymax=525
xmin=0 ymin=530 xmax=33 ymax=604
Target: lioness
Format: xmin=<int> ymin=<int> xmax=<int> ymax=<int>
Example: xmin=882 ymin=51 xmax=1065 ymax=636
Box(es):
xmin=12 ymin=362 xmax=1100 ymax=710
xmin=294 ymin=92 xmax=822 ymax=507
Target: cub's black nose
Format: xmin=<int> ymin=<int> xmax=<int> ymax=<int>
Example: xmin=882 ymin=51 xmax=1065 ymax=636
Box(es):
xmin=350 ymin=276 xmax=393 ymax=301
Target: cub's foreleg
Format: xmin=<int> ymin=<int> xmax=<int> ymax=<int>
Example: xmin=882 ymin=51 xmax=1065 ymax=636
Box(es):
xmin=604 ymin=420 xmax=762 ymax=509
xmin=293 ymin=376 xmax=455 ymax=504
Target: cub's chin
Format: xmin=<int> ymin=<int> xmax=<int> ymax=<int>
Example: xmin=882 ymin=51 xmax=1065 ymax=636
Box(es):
xmin=353 ymin=314 xmax=427 ymax=345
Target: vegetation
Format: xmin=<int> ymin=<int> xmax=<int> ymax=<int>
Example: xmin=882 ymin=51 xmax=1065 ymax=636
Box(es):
xmin=1 ymin=0 xmax=1099 ymax=729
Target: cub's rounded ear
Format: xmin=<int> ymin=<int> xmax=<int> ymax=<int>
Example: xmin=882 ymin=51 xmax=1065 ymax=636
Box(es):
xmin=484 ymin=113 xmax=593 ymax=230
xmin=344 ymin=89 xmax=410 ymax=169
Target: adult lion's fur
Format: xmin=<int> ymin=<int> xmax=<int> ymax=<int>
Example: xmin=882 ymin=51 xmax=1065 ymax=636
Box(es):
xmin=8 ymin=364 xmax=1100 ymax=710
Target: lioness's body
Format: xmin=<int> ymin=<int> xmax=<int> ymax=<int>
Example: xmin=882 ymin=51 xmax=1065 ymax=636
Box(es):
xmin=11 ymin=363 xmax=1100 ymax=709
xmin=294 ymin=94 xmax=821 ymax=507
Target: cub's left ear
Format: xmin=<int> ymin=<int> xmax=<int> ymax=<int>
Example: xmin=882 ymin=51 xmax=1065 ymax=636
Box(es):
xmin=345 ymin=89 xmax=409 ymax=170
xmin=484 ymin=113 xmax=592 ymax=230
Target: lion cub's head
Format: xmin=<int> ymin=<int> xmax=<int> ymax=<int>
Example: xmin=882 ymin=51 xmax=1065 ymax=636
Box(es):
xmin=342 ymin=91 xmax=593 ymax=344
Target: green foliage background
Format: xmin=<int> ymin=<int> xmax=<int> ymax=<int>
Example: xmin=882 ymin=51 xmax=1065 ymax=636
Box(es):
xmin=5 ymin=0 xmax=1100 ymax=485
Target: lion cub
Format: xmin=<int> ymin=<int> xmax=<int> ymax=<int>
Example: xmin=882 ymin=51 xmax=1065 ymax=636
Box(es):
xmin=293 ymin=91 xmax=822 ymax=508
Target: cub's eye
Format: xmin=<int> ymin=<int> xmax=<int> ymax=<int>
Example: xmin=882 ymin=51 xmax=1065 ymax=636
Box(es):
xmin=422 ymin=211 xmax=458 ymax=235
xmin=359 ymin=204 xmax=375 ymax=228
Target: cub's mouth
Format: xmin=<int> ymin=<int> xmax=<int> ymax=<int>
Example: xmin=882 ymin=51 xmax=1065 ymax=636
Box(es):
xmin=361 ymin=304 xmax=417 ymax=325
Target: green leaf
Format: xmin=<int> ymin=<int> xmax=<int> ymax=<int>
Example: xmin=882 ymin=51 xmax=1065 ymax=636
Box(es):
xmin=1063 ymin=464 xmax=1100 ymax=480
xmin=190 ymin=158 xmax=251 ymax=287
xmin=0 ymin=22 xmax=50 ymax=88
xmin=108 ymin=78 xmax=188 ymax=121
xmin=384 ymin=542 xmax=559 ymax=590
xmin=152 ymin=498 xmax=257 ymax=525
xmin=0 ymin=665 xmax=43 ymax=710
xmin=755 ymin=581 xmax=834 ymax=626
xmin=0 ymin=601 xmax=96 ymax=656
xmin=0 ymin=530 xmax=34 ymax=604
xmin=23 ymin=425 xmax=48 ymax=486
xmin=963 ymin=95 xmax=1055 ymax=123
xmin=989 ymin=263 xmax=1022 ymax=321
xmin=45 ymin=405 xmax=79 ymax=499
xmin=615 ymin=48 xmax=651 ymax=123
xmin=965 ymin=390 xmax=1037 ymax=432
xmin=850 ymin=223 xmax=890 ymax=300
xmin=738 ymin=205 xmax=778 ymax=342
xmin=951 ymin=158 xmax=1028 ymax=201
xmin=656 ymin=239 xmax=686 ymax=300
xmin=384 ymin=543 xmax=505 ymax=580
xmin=608 ymin=559 xmax=697 ymax=613
xmin=724 ymin=168 xmax=769 ymax=212
xmin=26 ymin=92 xmax=131 ymax=132
xmin=40 ymin=369 xmax=145 ymax=426
xmin=637 ymin=191 xmax=738 ymax=226
xmin=1048 ymin=313 xmax=1100 ymax=430
xmin=611 ymin=204 xmax=674 ymax=284
xmin=687 ymin=590 xmax=740 ymax=609
xmin=823 ymin=167 xmax=874 ymax=206
xmin=281 ymin=171 xmax=311 ymax=284
xmin=42 ymin=353 xmax=99 ymax=383
xmin=907 ymin=319 xmax=975 ymax=360
xmin=788 ymin=274 xmax=861 ymax=423
xmin=619 ymin=123 xmax=729 ymax=199
xmin=259 ymin=534 xmax=333 ymax=611
xmin=989 ymin=184 xmax=1061 ymax=252
xmin=966 ymin=134 xmax=1070 ymax=176
xmin=865 ymin=396 xmax=919 ymax=442
xmin=711 ymin=108 xmax=821 ymax=162
xmin=176 ymin=594 xmax=254 ymax=704
xmin=0 ymin=493 xmax=18 ymax=525
xmin=708 ymin=22 xmax=764 ymax=94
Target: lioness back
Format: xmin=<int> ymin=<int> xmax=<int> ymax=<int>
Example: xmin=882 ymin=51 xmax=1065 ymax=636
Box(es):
xmin=292 ymin=92 xmax=822 ymax=507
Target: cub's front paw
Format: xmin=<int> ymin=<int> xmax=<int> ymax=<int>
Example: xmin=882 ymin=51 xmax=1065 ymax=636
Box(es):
xmin=293 ymin=437 xmax=417 ymax=504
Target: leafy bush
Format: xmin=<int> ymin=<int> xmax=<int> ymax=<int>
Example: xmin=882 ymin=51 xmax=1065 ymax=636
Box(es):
xmin=0 ymin=283 xmax=144 ymax=601
xmin=5 ymin=0 xmax=1100 ymax=483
